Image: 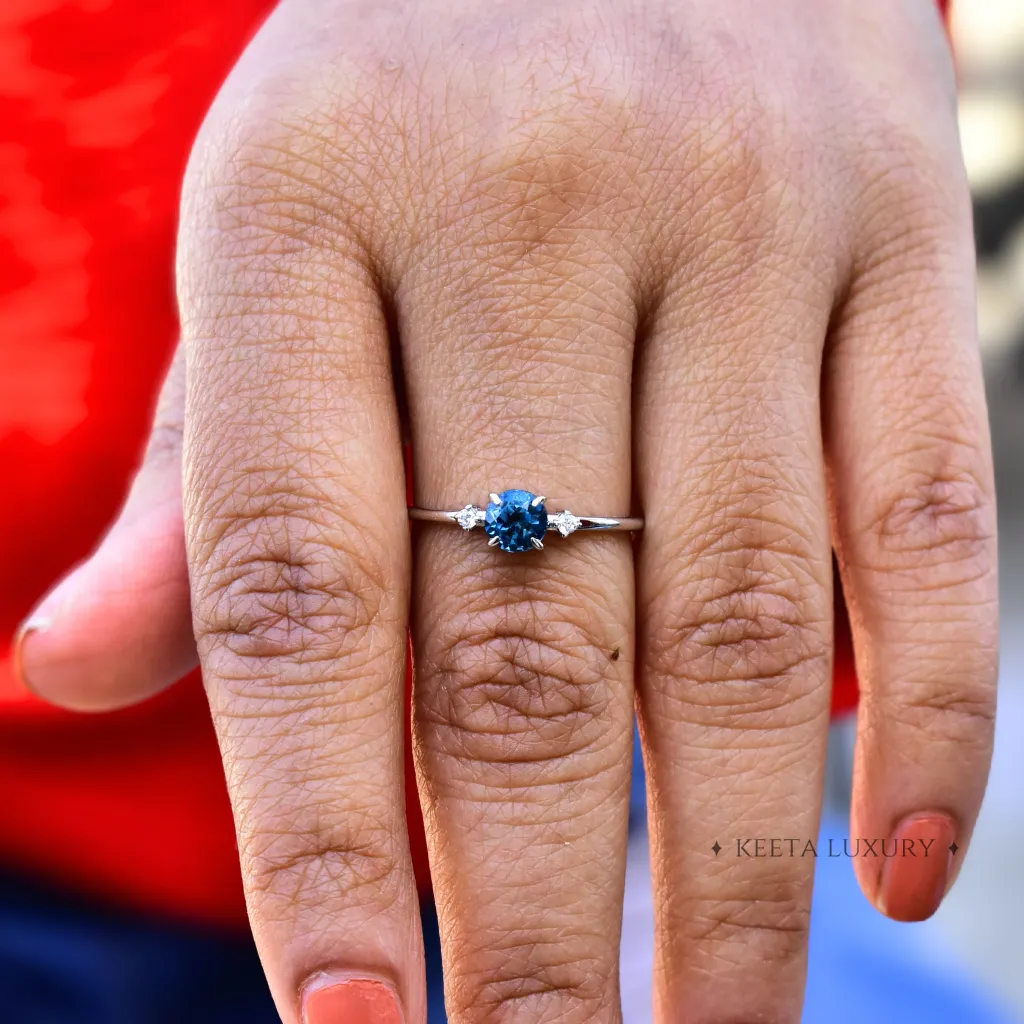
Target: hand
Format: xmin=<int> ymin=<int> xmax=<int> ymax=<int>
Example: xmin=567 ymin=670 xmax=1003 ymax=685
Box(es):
xmin=19 ymin=0 xmax=998 ymax=1021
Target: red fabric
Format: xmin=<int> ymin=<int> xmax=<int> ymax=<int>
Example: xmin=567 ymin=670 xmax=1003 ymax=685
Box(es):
xmin=0 ymin=0 xmax=280 ymax=931
xmin=0 ymin=0 xmax=870 ymax=929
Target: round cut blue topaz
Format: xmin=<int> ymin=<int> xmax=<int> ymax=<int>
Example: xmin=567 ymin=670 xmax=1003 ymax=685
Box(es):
xmin=484 ymin=489 xmax=547 ymax=553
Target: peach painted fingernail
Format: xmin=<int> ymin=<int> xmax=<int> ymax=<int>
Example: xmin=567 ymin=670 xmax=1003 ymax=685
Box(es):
xmin=303 ymin=978 xmax=403 ymax=1024
xmin=879 ymin=812 xmax=956 ymax=922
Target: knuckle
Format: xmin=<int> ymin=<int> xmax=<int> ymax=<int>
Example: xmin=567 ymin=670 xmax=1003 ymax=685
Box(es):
xmin=190 ymin=120 xmax=333 ymax=252
xmin=481 ymin=141 xmax=609 ymax=253
xmin=243 ymin=817 xmax=399 ymax=910
xmin=426 ymin=30 xmax=784 ymax=267
xmin=468 ymin=95 xmax=640 ymax=252
xmin=471 ymin=89 xmax=778 ymax=273
xmin=888 ymin=677 xmax=998 ymax=741
xmin=193 ymin=496 xmax=390 ymax=675
xmin=861 ymin=468 xmax=997 ymax=588
xmin=452 ymin=956 xmax=606 ymax=1024
xmin=646 ymin=530 xmax=829 ymax=727
xmin=684 ymin=891 xmax=810 ymax=967
xmin=183 ymin=84 xmax=382 ymax=280
xmin=421 ymin=587 xmax=620 ymax=768
xmin=440 ymin=102 xmax=641 ymax=276
xmin=857 ymin=113 xmax=962 ymax=223
xmin=852 ymin=139 xmax=967 ymax=284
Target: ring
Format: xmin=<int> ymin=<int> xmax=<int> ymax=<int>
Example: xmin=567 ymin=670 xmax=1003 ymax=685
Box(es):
xmin=408 ymin=488 xmax=644 ymax=553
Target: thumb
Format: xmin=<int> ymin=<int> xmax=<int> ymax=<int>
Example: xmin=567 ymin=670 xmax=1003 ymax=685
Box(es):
xmin=16 ymin=348 xmax=197 ymax=711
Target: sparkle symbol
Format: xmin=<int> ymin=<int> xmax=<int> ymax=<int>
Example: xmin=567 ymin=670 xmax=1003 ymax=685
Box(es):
xmin=712 ymin=841 xmax=722 ymax=856
xmin=949 ymin=842 xmax=959 ymax=855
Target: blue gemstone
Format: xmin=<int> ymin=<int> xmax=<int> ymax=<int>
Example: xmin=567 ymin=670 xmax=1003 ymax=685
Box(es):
xmin=484 ymin=489 xmax=547 ymax=553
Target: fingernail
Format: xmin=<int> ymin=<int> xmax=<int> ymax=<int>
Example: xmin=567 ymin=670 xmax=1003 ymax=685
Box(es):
xmin=12 ymin=616 xmax=55 ymax=697
xmin=13 ymin=574 xmax=76 ymax=699
xmin=302 ymin=977 xmax=404 ymax=1024
xmin=878 ymin=812 xmax=956 ymax=922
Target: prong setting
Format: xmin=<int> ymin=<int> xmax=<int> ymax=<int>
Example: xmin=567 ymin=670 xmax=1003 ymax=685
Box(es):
xmin=452 ymin=504 xmax=485 ymax=530
xmin=549 ymin=510 xmax=582 ymax=538
xmin=483 ymin=489 xmax=548 ymax=553
xmin=408 ymin=489 xmax=642 ymax=551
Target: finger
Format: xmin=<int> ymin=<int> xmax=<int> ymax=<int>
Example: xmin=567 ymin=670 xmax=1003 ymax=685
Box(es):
xmin=635 ymin=235 xmax=837 ymax=1019
xmin=16 ymin=346 xmax=196 ymax=711
xmin=825 ymin=137 xmax=998 ymax=923
xmin=404 ymin=177 xmax=638 ymax=1019
xmin=179 ymin=140 xmax=423 ymax=1021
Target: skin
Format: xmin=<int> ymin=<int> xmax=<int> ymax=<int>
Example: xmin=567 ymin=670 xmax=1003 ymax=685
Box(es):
xmin=17 ymin=0 xmax=1000 ymax=1021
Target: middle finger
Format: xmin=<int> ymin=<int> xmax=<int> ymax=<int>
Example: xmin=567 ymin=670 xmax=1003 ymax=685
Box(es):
xmin=402 ymin=136 xmax=642 ymax=1022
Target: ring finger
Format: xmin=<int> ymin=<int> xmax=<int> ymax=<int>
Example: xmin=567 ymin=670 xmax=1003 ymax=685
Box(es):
xmin=636 ymin=217 xmax=838 ymax=1020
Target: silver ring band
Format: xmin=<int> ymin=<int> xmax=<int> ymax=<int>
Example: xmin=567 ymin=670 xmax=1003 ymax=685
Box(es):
xmin=408 ymin=507 xmax=643 ymax=532
xmin=408 ymin=489 xmax=642 ymax=554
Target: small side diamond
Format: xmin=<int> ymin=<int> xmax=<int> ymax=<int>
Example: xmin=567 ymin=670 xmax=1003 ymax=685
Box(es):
xmin=550 ymin=510 xmax=582 ymax=538
xmin=452 ymin=505 xmax=484 ymax=530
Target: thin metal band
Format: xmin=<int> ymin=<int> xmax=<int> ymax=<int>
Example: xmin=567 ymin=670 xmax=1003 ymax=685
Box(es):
xmin=408 ymin=507 xmax=643 ymax=533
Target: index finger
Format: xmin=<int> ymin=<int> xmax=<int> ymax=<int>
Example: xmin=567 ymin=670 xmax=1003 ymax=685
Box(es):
xmin=178 ymin=126 xmax=422 ymax=1024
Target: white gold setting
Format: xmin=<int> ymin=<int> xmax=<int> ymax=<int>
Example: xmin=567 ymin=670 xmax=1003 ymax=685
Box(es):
xmin=410 ymin=488 xmax=642 ymax=554
xmin=448 ymin=506 xmax=585 ymax=537
xmin=451 ymin=505 xmax=486 ymax=530
xmin=435 ymin=506 xmax=627 ymax=536
xmin=549 ymin=510 xmax=583 ymax=538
